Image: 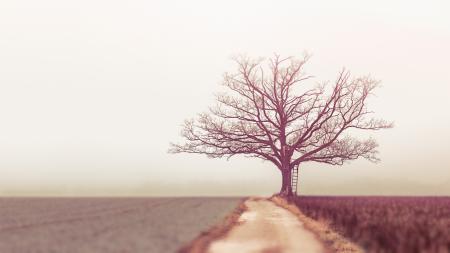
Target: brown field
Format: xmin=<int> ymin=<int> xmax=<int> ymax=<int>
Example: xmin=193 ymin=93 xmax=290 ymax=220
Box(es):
xmin=0 ymin=197 xmax=241 ymax=253
xmin=293 ymin=196 xmax=450 ymax=253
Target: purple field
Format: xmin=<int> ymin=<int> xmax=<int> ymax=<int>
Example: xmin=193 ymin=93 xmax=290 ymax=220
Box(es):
xmin=294 ymin=196 xmax=450 ymax=253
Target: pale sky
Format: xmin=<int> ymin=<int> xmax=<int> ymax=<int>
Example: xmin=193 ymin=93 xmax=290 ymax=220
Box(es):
xmin=0 ymin=0 xmax=449 ymax=196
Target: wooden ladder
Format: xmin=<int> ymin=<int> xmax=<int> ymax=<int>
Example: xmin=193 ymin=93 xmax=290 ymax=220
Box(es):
xmin=291 ymin=165 xmax=299 ymax=195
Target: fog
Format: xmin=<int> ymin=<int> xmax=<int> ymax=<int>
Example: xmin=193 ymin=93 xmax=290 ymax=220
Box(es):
xmin=1 ymin=0 xmax=449 ymax=196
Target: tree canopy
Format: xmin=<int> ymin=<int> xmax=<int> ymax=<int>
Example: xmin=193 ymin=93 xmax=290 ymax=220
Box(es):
xmin=170 ymin=54 xmax=392 ymax=195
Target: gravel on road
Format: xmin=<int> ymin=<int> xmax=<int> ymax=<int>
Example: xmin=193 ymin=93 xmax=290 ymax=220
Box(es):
xmin=207 ymin=199 xmax=326 ymax=253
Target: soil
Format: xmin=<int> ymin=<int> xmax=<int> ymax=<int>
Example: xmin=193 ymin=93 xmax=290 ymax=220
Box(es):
xmin=206 ymin=199 xmax=326 ymax=253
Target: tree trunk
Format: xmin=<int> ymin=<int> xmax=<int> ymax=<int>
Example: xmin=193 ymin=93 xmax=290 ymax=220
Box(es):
xmin=279 ymin=168 xmax=293 ymax=197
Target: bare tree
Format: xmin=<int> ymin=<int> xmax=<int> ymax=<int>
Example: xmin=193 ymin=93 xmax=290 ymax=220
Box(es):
xmin=170 ymin=54 xmax=392 ymax=196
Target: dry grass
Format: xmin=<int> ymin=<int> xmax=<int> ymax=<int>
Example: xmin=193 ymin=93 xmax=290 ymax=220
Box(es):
xmin=293 ymin=196 xmax=450 ymax=253
xmin=178 ymin=198 xmax=248 ymax=253
xmin=270 ymin=196 xmax=364 ymax=253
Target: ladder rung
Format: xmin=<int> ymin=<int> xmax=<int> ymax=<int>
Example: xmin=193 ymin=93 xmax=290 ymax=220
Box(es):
xmin=291 ymin=165 xmax=299 ymax=195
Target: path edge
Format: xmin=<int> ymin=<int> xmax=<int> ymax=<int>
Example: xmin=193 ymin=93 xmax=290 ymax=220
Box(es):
xmin=270 ymin=196 xmax=365 ymax=253
xmin=177 ymin=198 xmax=248 ymax=253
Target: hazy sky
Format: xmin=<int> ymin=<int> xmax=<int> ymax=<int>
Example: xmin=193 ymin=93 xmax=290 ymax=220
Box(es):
xmin=1 ymin=0 xmax=449 ymax=196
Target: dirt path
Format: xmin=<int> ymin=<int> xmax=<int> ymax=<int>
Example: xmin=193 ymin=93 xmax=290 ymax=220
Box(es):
xmin=207 ymin=199 xmax=326 ymax=253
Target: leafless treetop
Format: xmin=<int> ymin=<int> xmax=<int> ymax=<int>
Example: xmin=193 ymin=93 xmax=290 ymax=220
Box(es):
xmin=170 ymin=54 xmax=392 ymax=172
